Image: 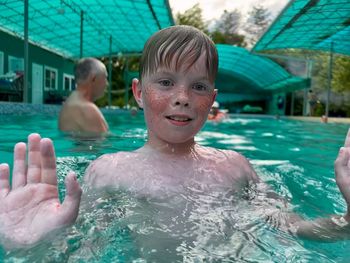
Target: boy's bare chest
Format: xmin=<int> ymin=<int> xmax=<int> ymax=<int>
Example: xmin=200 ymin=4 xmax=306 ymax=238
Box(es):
xmin=115 ymin=158 xmax=245 ymax=196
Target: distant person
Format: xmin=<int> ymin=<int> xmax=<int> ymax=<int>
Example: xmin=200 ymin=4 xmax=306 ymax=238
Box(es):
xmin=59 ymin=58 xmax=109 ymax=134
xmin=2 ymin=25 xmax=350 ymax=252
xmin=130 ymin=106 xmax=138 ymax=116
xmin=208 ymin=101 xmax=226 ymax=121
xmin=307 ymin=89 xmax=318 ymax=116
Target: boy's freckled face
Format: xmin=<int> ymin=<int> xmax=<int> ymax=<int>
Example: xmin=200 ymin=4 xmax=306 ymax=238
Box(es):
xmin=141 ymin=54 xmax=217 ymax=144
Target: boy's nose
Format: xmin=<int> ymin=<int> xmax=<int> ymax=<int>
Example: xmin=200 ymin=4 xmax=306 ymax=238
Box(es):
xmin=174 ymin=86 xmax=190 ymax=107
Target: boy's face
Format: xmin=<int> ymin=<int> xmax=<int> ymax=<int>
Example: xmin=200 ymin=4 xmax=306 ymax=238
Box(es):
xmin=133 ymin=53 xmax=217 ymax=145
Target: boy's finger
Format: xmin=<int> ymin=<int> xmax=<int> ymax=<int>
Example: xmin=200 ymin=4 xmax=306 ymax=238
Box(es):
xmin=344 ymin=128 xmax=350 ymax=147
xmin=40 ymin=138 xmax=57 ymax=185
xmin=0 ymin=163 xmax=10 ymax=195
xmin=12 ymin=142 xmax=27 ymax=189
xmin=60 ymin=172 xmax=82 ymax=224
xmin=27 ymin=133 xmax=42 ymax=184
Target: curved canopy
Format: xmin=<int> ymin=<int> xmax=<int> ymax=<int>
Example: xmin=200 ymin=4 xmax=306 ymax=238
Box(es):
xmin=0 ymin=0 xmax=174 ymax=58
xmin=253 ymin=0 xmax=350 ymax=56
xmin=216 ymin=44 xmax=309 ymax=94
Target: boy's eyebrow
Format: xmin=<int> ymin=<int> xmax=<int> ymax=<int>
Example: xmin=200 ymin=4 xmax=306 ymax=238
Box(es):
xmin=154 ymin=70 xmax=211 ymax=82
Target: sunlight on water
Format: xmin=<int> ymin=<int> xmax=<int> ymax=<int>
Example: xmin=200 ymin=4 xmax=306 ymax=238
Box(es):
xmin=1 ymin=113 xmax=350 ymax=262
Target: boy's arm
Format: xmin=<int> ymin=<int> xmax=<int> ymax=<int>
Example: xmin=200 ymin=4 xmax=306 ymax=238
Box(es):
xmin=288 ymin=130 xmax=350 ymax=241
xmin=0 ymin=134 xmax=81 ymax=249
xmin=256 ymin=129 xmax=350 ymax=241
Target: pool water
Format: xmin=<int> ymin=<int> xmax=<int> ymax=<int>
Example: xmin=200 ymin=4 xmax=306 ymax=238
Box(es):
xmin=1 ymin=112 xmax=350 ymax=262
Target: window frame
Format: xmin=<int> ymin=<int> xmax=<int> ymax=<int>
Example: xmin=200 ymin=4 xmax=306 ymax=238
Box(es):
xmin=44 ymin=66 xmax=58 ymax=91
xmin=8 ymin=55 xmax=24 ymax=73
xmin=63 ymin=73 xmax=75 ymax=91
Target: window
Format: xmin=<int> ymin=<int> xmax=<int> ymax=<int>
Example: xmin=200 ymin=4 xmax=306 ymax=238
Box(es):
xmin=44 ymin=66 xmax=58 ymax=90
xmin=0 ymin=51 xmax=3 ymax=75
xmin=63 ymin=73 xmax=75 ymax=91
xmin=8 ymin=55 xmax=24 ymax=73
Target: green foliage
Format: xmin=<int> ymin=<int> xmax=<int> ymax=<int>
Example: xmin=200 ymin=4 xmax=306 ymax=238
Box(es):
xmin=211 ymin=9 xmax=246 ymax=46
xmin=314 ymin=102 xmax=325 ymax=117
xmin=96 ymin=56 xmax=140 ymax=108
xmin=210 ymin=30 xmax=245 ymax=46
xmin=332 ymin=57 xmax=350 ymax=93
xmin=175 ymin=3 xmax=208 ymax=33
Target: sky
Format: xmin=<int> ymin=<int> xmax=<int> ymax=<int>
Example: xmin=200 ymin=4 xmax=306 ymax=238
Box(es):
xmin=168 ymin=0 xmax=289 ymax=23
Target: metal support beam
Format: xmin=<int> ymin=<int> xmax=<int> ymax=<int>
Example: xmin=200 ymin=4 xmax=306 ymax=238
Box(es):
xmin=325 ymin=42 xmax=334 ymax=118
xmin=23 ymin=0 xmax=29 ymax=103
xmin=124 ymin=58 xmax=129 ymax=108
xmin=80 ymin=10 xmax=84 ymax=58
xmin=108 ymin=35 xmax=112 ymax=107
xmin=303 ymin=59 xmax=313 ymax=116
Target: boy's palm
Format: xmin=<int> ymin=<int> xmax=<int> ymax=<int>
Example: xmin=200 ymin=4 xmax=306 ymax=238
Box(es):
xmin=0 ymin=134 xmax=81 ymax=247
xmin=335 ymin=129 xmax=350 ymax=214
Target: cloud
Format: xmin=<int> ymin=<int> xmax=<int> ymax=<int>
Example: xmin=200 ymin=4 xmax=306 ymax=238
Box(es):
xmin=168 ymin=0 xmax=288 ymax=21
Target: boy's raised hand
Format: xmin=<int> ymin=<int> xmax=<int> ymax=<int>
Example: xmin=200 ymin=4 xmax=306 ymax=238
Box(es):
xmin=335 ymin=128 xmax=350 ymax=220
xmin=0 ymin=134 xmax=82 ymax=248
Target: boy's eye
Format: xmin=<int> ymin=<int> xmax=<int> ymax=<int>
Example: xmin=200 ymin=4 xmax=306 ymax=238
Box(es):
xmin=158 ymin=79 xmax=173 ymax=87
xmin=192 ymin=83 xmax=208 ymax=91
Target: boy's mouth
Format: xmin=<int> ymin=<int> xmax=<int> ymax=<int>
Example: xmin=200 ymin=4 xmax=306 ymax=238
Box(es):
xmin=166 ymin=115 xmax=192 ymax=122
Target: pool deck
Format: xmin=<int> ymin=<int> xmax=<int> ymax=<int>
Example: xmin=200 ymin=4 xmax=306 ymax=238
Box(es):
xmin=286 ymin=116 xmax=350 ymax=124
xmin=230 ymin=113 xmax=350 ymax=124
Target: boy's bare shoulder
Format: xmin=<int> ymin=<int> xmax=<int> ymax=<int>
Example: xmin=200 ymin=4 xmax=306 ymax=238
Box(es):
xmin=83 ymin=151 xmax=139 ymax=188
xmin=203 ymin=147 xmax=258 ymax=183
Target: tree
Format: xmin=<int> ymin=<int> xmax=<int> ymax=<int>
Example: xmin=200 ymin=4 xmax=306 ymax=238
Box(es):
xmin=211 ymin=9 xmax=246 ymax=46
xmin=175 ymin=3 xmax=208 ymax=33
xmin=215 ymin=9 xmax=241 ymax=35
xmin=210 ymin=30 xmax=245 ymax=46
xmin=244 ymin=5 xmax=271 ymax=47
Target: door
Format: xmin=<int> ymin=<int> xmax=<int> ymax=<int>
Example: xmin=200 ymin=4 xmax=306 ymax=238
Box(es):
xmin=32 ymin=63 xmax=43 ymax=104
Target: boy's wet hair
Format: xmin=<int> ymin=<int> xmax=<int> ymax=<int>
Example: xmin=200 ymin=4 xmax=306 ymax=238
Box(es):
xmin=140 ymin=25 xmax=218 ymax=83
xmin=74 ymin=58 xmax=105 ymax=85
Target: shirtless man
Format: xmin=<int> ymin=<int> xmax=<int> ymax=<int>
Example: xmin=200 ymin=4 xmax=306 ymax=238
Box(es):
xmin=1 ymin=26 xmax=350 ymax=251
xmin=58 ymin=57 xmax=109 ymax=134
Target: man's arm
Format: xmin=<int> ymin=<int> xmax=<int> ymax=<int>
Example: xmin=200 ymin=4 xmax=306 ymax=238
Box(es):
xmin=0 ymin=134 xmax=81 ymax=249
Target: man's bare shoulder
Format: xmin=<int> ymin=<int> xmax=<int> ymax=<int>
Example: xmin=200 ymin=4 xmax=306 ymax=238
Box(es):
xmin=60 ymin=99 xmax=107 ymax=133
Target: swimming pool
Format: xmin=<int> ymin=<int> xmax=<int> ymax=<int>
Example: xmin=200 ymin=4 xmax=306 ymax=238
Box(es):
xmin=1 ymin=111 xmax=350 ymax=262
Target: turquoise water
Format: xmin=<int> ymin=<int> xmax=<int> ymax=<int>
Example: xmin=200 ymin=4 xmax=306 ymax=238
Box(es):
xmin=1 ymin=112 xmax=350 ymax=262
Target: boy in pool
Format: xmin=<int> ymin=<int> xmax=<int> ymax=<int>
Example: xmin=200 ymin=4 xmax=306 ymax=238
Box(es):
xmin=1 ymin=25 xmax=350 ymax=248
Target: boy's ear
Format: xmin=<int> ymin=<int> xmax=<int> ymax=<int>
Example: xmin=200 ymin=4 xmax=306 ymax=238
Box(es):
xmin=132 ymin=78 xmax=143 ymax=108
xmin=211 ymin=89 xmax=218 ymax=105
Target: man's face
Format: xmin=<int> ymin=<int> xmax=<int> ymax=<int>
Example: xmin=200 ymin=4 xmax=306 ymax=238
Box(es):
xmin=138 ymin=53 xmax=217 ymax=145
xmin=93 ymin=67 xmax=108 ymax=99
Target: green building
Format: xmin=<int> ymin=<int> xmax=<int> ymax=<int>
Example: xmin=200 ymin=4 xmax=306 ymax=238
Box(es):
xmin=0 ymin=29 xmax=75 ymax=104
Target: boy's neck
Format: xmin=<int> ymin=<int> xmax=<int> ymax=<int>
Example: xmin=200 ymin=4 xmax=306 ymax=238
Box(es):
xmin=144 ymin=139 xmax=197 ymax=156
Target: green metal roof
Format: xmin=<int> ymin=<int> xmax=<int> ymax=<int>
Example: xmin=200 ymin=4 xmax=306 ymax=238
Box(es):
xmin=216 ymin=44 xmax=309 ymax=93
xmin=0 ymin=0 xmax=174 ymax=58
xmin=253 ymin=0 xmax=350 ymax=56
